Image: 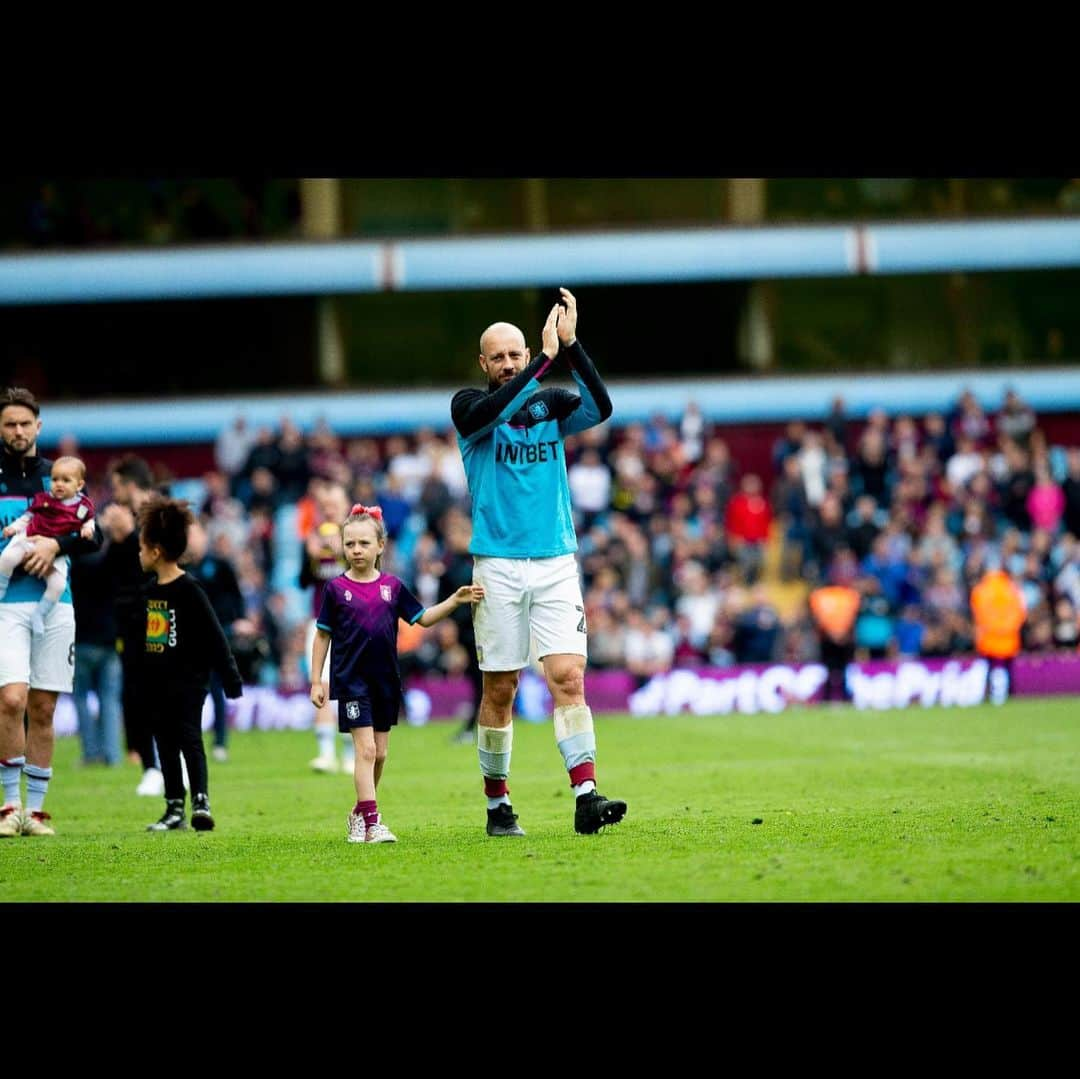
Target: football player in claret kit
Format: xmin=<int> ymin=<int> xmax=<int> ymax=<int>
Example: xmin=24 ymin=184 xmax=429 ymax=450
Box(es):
xmin=0 ymin=456 xmax=96 ymax=637
xmin=310 ymin=504 xmax=484 ymax=844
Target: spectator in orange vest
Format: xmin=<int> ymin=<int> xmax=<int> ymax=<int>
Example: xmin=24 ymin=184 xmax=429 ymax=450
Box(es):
xmin=970 ymin=568 xmax=1027 ymax=705
xmin=808 ymin=583 xmax=861 ymax=702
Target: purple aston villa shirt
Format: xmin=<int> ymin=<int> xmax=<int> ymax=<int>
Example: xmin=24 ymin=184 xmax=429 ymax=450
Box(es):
xmin=316 ymin=572 xmax=424 ymax=700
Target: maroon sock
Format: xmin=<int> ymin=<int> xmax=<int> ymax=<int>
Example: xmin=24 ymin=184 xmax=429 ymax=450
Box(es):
xmin=569 ymin=762 xmax=596 ymax=788
xmin=484 ymin=778 xmax=509 ymax=798
xmin=355 ymin=799 xmax=379 ymax=827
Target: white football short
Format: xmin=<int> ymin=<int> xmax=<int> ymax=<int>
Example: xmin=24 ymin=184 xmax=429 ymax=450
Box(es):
xmin=0 ymin=601 xmax=76 ymax=693
xmin=471 ymin=554 xmax=587 ymax=672
xmin=305 ymin=618 xmax=332 ymax=686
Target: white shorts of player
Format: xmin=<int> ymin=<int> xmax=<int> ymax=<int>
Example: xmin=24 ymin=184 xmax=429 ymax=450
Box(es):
xmin=0 ymin=601 xmax=76 ymax=693
xmin=305 ymin=618 xmax=332 ymax=686
xmin=471 ymin=554 xmax=587 ymax=672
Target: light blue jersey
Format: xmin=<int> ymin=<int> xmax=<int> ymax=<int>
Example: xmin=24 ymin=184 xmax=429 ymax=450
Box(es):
xmin=0 ymin=489 xmax=72 ymax=605
xmin=452 ymin=341 xmax=613 ymax=559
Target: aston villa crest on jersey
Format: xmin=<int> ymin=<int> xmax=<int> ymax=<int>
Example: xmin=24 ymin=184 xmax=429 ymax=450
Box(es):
xmin=344 ymin=590 xmax=353 ymax=602
xmin=528 ymin=400 xmax=549 ymax=420
xmin=77 ymin=504 xmax=88 ymax=519
xmin=380 ymin=584 xmax=392 ymax=602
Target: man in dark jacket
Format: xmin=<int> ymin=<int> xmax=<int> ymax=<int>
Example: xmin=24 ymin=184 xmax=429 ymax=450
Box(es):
xmin=70 ymin=535 xmax=122 ymax=766
xmin=183 ymin=518 xmax=244 ymax=762
xmin=102 ymin=454 xmax=162 ymax=796
xmin=438 ymin=511 xmax=484 ymax=745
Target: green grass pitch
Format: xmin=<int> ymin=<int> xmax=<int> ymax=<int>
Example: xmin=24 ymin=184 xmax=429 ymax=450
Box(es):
xmin=3 ymin=697 xmax=1076 ymax=902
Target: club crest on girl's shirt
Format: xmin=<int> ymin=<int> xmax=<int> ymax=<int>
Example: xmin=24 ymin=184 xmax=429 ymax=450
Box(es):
xmin=344 ymin=590 xmax=352 ymax=602
xmin=380 ymin=584 xmax=392 ymax=602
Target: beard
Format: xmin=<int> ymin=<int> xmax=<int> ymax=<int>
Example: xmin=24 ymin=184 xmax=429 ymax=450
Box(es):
xmin=487 ymin=372 xmax=517 ymax=392
xmin=2 ymin=436 xmax=34 ymax=458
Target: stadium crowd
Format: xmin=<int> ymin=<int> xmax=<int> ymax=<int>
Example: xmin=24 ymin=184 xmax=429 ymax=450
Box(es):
xmin=65 ymin=386 xmax=1080 ymax=727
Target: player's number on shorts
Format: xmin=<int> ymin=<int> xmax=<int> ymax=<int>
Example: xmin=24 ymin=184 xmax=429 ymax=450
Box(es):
xmin=576 ymin=605 xmax=586 ymax=634
xmin=68 ymin=642 xmax=75 ymax=666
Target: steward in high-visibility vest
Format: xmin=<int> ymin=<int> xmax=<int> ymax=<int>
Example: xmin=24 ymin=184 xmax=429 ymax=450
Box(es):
xmin=810 ymin=585 xmax=861 ymax=643
xmin=970 ymin=569 xmax=1026 ymax=660
xmin=970 ymin=569 xmax=1027 ymax=704
xmin=809 ymin=584 xmax=861 ymax=702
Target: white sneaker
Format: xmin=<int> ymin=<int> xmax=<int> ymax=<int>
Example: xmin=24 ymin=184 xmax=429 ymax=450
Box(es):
xmin=136 ymin=768 xmax=165 ymax=797
xmin=346 ymin=811 xmax=367 ymax=843
xmin=366 ymin=821 xmax=397 ymax=844
xmin=21 ymin=809 xmax=55 ymax=836
xmin=341 ymin=757 xmax=356 ymax=775
xmin=0 ymin=804 xmax=22 ymax=838
xmin=310 ymin=755 xmax=337 ymax=774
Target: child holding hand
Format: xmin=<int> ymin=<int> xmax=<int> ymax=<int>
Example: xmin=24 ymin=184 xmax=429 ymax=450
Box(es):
xmin=311 ymin=504 xmax=484 ymax=843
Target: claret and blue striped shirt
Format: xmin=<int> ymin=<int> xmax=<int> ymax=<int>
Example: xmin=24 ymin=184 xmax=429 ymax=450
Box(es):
xmin=451 ymin=340 xmax=612 ymax=559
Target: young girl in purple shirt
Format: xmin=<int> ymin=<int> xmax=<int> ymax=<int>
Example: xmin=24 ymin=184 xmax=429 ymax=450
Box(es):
xmin=310 ymin=504 xmax=484 ymax=843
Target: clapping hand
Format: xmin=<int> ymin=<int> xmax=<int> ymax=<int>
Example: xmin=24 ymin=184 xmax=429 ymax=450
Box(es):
xmin=541 ymin=303 xmax=560 ymax=360
xmin=556 ymin=287 xmax=577 ymax=347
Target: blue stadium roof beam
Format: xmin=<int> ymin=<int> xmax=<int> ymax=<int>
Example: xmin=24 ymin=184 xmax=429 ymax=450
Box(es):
xmin=4 ymin=219 xmax=1080 ymax=305
xmin=0 ymin=242 xmax=383 ymax=305
xmin=0 ymin=227 xmax=850 ymax=305
xmin=395 ymin=225 xmax=852 ymax=288
xmin=868 ymin=218 xmax=1080 ymax=274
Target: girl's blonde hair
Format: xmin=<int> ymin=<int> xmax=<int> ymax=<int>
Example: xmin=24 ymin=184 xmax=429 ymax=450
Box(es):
xmin=342 ymin=503 xmax=387 ymax=569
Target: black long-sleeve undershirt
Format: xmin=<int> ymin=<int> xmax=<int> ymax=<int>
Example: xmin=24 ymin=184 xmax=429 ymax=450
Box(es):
xmin=451 ymin=340 xmax=611 ymax=440
xmin=561 ymin=339 xmax=613 ymax=424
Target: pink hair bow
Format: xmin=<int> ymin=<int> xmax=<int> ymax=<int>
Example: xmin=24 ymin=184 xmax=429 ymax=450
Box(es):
xmin=351 ymin=503 xmax=383 ymax=521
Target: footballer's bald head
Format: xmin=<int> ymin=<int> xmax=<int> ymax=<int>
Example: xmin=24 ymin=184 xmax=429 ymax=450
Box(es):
xmin=478 ymin=323 xmax=530 ymax=388
xmin=480 ymin=322 xmax=526 ymax=359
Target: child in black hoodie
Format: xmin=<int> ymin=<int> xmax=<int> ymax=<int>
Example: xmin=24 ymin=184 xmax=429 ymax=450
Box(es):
xmin=137 ymin=497 xmax=242 ymax=832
